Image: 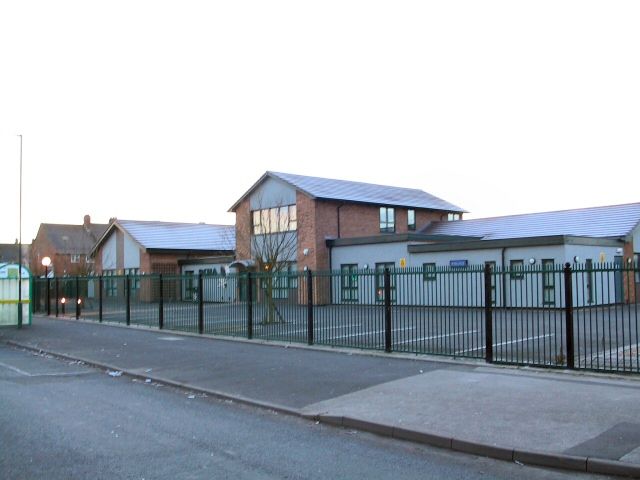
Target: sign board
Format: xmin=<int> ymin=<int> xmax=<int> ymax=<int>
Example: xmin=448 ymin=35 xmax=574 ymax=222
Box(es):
xmin=399 ymin=258 xmax=407 ymax=268
xmin=449 ymin=259 xmax=468 ymax=268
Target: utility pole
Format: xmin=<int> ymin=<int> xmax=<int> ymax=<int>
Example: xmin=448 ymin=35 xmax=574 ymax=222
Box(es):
xmin=17 ymin=134 xmax=23 ymax=328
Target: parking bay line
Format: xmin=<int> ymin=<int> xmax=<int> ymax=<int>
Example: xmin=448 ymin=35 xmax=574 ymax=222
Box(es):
xmin=455 ymin=333 xmax=556 ymax=355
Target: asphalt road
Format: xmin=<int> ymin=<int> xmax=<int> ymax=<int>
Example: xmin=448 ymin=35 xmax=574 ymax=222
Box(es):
xmin=0 ymin=344 xmax=614 ymax=480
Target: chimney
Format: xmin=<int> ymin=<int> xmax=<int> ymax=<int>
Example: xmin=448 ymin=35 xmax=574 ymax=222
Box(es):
xmin=84 ymin=215 xmax=91 ymax=227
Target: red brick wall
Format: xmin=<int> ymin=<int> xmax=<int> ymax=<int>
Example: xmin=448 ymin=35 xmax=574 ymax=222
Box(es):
xmin=234 ymin=199 xmax=252 ymax=262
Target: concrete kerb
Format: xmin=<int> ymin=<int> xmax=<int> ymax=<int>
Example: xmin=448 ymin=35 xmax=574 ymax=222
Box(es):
xmin=9 ymin=317 xmax=640 ymax=478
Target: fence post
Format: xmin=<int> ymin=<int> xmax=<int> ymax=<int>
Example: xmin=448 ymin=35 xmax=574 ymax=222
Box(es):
xmin=126 ymin=275 xmax=131 ymax=326
xmin=307 ymin=269 xmax=314 ymax=345
xmin=46 ymin=276 xmax=51 ymax=316
xmin=484 ymin=263 xmax=493 ymax=363
xmin=55 ymin=277 xmax=59 ymax=317
xmin=563 ymin=263 xmax=575 ymax=369
xmin=98 ymin=276 xmax=103 ymax=322
xmin=75 ymin=276 xmax=80 ymax=320
xmin=384 ymin=268 xmax=392 ymax=353
xmin=198 ymin=273 xmax=204 ymax=334
xmin=158 ymin=274 xmax=164 ymax=330
xmin=246 ymin=273 xmax=253 ymax=339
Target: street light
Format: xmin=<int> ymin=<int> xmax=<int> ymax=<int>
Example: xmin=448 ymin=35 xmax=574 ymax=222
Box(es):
xmin=41 ymin=256 xmax=51 ymax=278
xmin=42 ymin=257 xmax=52 ymax=316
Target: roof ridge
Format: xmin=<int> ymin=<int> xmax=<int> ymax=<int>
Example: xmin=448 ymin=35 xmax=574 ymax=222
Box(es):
xmin=269 ymin=171 xmax=427 ymax=193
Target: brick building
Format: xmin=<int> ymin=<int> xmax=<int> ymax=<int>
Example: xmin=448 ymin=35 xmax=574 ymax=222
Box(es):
xmin=91 ymin=219 xmax=235 ymax=277
xmin=229 ymin=171 xmax=465 ymax=273
xmin=30 ymin=215 xmax=108 ymax=277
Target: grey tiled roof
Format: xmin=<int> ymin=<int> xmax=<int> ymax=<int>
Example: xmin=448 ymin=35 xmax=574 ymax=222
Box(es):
xmin=40 ymin=223 xmax=108 ymax=254
xmin=230 ymin=171 xmax=465 ymax=212
xmin=270 ymin=172 xmax=465 ymax=212
xmin=117 ymin=220 xmax=235 ymax=251
xmin=421 ymin=202 xmax=640 ymax=240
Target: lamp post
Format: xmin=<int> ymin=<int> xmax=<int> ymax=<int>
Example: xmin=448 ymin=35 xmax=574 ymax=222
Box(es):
xmin=42 ymin=257 xmax=52 ymax=315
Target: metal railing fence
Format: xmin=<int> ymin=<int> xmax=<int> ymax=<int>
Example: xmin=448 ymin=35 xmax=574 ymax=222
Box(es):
xmin=30 ymin=262 xmax=640 ymax=373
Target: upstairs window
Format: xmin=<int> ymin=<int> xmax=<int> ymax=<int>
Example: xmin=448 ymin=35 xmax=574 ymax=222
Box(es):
xmin=70 ymin=254 xmax=81 ymax=263
xmin=380 ymin=207 xmax=395 ymax=233
xmin=447 ymin=213 xmax=461 ymax=221
xmin=408 ymin=209 xmax=416 ymax=231
xmin=252 ymin=205 xmax=297 ymax=235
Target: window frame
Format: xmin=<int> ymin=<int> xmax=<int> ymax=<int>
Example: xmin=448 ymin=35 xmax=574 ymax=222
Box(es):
xmin=252 ymin=205 xmax=297 ymax=235
xmin=541 ymin=259 xmax=555 ymax=306
xmin=340 ymin=264 xmax=359 ymax=302
xmin=375 ymin=262 xmax=396 ymax=302
xmin=422 ymin=262 xmax=436 ymax=281
xmin=510 ymin=259 xmax=524 ymax=280
xmin=379 ymin=207 xmax=395 ymax=233
xmin=407 ymin=209 xmax=416 ymax=231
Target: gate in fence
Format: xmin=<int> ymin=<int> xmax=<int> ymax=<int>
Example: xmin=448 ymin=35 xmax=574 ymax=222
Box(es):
xmin=30 ymin=262 xmax=640 ymax=373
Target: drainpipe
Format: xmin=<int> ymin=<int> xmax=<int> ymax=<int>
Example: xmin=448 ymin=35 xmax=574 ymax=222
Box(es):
xmin=501 ymin=247 xmax=507 ymax=308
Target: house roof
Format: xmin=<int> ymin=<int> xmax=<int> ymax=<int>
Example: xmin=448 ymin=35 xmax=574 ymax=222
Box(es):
xmin=0 ymin=244 xmax=30 ymax=264
xmin=93 ymin=220 xmax=235 ymax=253
xmin=37 ymin=223 xmax=108 ymax=254
xmin=229 ymin=171 xmax=466 ymax=212
xmin=420 ymin=202 xmax=640 ymax=241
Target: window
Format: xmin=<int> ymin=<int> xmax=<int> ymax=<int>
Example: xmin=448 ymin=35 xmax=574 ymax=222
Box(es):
xmin=407 ymin=209 xmax=416 ymax=231
xmin=70 ymin=254 xmax=81 ymax=263
xmin=447 ymin=213 xmax=461 ymax=221
xmin=422 ymin=263 xmax=436 ymax=281
xmin=126 ymin=268 xmax=140 ymax=292
xmin=262 ymin=263 xmax=297 ymax=299
xmin=542 ymin=259 xmax=555 ymax=305
xmin=380 ymin=207 xmax=395 ymax=233
xmin=252 ymin=205 xmax=297 ymax=235
xmin=104 ymin=270 xmax=117 ymax=297
xmin=341 ymin=264 xmax=358 ymax=302
xmin=375 ymin=262 xmax=396 ymax=302
xmin=85 ymin=256 xmax=95 ymax=264
xmin=184 ymin=271 xmax=196 ymax=301
xmin=510 ymin=260 xmax=524 ymax=280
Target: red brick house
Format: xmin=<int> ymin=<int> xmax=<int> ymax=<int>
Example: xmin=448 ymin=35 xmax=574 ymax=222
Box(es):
xmin=229 ymin=171 xmax=465 ymax=273
xmin=30 ymin=215 xmax=108 ymax=277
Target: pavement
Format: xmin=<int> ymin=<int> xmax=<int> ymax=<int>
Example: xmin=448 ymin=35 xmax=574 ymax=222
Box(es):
xmin=2 ymin=315 xmax=640 ymax=478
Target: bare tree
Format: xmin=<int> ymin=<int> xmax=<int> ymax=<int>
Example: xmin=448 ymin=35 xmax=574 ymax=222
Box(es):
xmin=250 ymin=200 xmax=298 ymax=324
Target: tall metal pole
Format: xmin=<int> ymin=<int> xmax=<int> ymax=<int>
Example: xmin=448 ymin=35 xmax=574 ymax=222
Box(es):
xmin=17 ymin=134 xmax=23 ymax=329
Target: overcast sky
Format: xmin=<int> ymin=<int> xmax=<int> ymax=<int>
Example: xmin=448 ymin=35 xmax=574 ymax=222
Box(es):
xmin=1 ymin=1 xmax=639 ymax=244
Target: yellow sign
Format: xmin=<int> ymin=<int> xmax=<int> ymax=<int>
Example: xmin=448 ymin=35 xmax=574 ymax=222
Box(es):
xmin=399 ymin=258 xmax=407 ymax=268
xmin=599 ymin=252 xmax=606 ymax=262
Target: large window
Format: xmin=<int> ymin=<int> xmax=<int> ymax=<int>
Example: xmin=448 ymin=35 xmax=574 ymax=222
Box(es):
xmin=407 ymin=209 xmax=416 ymax=231
xmin=380 ymin=207 xmax=395 ymax=233
xmin=252 ymin=205 xmax=297 ymax=235
xmin=375 ymin=262 xmax=396 ymax=302
xmin=341 ymin=264 xmax=359 ymax=302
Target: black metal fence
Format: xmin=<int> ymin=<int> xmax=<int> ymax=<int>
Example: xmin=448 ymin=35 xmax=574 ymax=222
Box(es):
xmin=30 ymin=262 xmax=640 ymax=373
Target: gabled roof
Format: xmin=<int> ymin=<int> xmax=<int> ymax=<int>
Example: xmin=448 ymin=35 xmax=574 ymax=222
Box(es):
xmin=36 ymin=223 xmax=108 ymax=254
xmin=421 ymin=202 xmax=640 ymax=241
xmin=92 ymin=219 xmax=235 ymax=254
xmin=229 ymin=171 xmax=465 ymax=212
